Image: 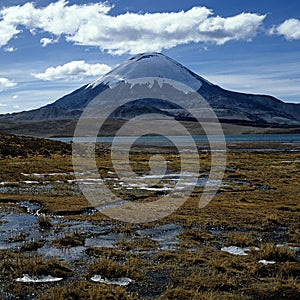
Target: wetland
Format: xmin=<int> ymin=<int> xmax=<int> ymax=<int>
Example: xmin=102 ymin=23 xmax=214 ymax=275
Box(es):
xmin=0 ymin=133 xmax=299 ymax=299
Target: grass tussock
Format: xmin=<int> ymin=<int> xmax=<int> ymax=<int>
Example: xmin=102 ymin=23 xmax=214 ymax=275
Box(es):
xmin=245 ymin=276 xmax=300 ymax=299
xmin=52 ymin=231 xmax=85 ymax=248
xmin=38 ymin=214 xmax=53 ymax=230
xmin=225 ymin=231 xmax=257 ymax=247
xmin=263 ymin=213 xmax=281 ymax=226
xmin=250 ymin=243 xmax=297 ymax=262
xmin=39 ymin=280 xmax=133 ymax=300
xmin=85 ymin=247 xmax=129 ymax=260
xmin=116 ymin=237 xmax=159 ymax=251
xmin=88 ymin=258 xmax=136 ymax=279
xmin=178 ymin=228 xmax=216 ymax=247
xmin=19 ymin=240 xmax=44 ymax=252
xmin=0 ymin=252 xmax=73 ymax=281
xmin=8 ymin=232 xmax=27 ymax=242
xmin=159 ymin=288 xmax=235 ymax=300
xmin=287 ymin=227 xmax=300 ymax=244
xmin=113 ymin=223 xmax=135 ymax=235
xmin=0 ymin=255 xmax=71 ymax=298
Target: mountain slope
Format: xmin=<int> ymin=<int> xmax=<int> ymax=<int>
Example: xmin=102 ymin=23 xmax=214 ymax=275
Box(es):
xmin=0 ymin=52 xmax=299 ymax=137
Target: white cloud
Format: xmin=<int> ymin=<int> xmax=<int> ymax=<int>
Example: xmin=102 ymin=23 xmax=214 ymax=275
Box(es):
xmin=0 ymin=0 xmax=110 ymax=47
xmin=270 ymin=18 xmax=300 ymax=40
xmin=0 ymin=21 xmax=19 ymax=47
xmin=0 ymin=77 xmax=16 ymax=91
xmin=33 ymin=60 xmax=112 ymax=81
xmin=40 ymin=37 xmax=58 ymax=47
xmin=4 ymin=46 xmax=16 ymax=52
xmin=67 ymin=8 xmax=265 ymax=55
xmin=0 ymin=0 xmax=266 ymax=55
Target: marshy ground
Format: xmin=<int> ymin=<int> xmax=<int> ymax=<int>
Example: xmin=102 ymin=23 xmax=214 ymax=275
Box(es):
xmin=0 ymin=134 xmax=299 ymax=299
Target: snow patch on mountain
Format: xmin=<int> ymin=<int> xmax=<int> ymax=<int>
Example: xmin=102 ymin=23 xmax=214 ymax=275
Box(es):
xmin=87 ymin=53 xmax=205 ymax=91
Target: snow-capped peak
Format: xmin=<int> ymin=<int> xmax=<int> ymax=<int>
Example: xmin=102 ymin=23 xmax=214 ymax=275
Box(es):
xmin=87 ymin=52 xmax=208 ymax=91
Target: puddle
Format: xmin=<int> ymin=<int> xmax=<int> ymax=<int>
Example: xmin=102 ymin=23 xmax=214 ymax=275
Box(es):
xmin=276 ymin=244 xmax=300 ymax=251
xmin=0 ymin=182 xmax=79 ymax=196
xmin=258 ymin=260 xmax=276 ymax=265
xmin=21 ymin=172 xmax=73 ymax=178
xmin=231 ymin=179 xmax=251 ymax=186
xmin=0 ymin=170 xmax=224 ymax=197
xmin=85 ymin=231 xmax=126 ymax=249
xmin=91 ymin=275 xmax=133 ymax=286
xmin=18 ymin=201 xmax=42 ymax=213
xmin=22 ymin=180 xmax=39 ymax=184
xmin=38 ymin=245 xmax=87 ymax=261
xmin=0 ymin=202 xmax=130 ymax=261
xmin=137 ymin=224 xmax=182 ymax=250
xmin=85 ymin=237 xmax=116 ymax=248
xmin=113 ymin=176 xmax=222 ymax=192
xmin=0 ymin=200 xmax=183 ymax=258
xmin=221 ymin=246 xmax=259 ymax=256
xmin=0 ymin=212 xmax=40 ymax=249
xmin=257 ymin=185 xmax=272 ymax=191
xmin=95 ymin=200 xmax=129 ymax=211
xmin=276 ymin=244 xmax=300 ymax=259
xmin=118 ymin=182 xmax=173 ymax=192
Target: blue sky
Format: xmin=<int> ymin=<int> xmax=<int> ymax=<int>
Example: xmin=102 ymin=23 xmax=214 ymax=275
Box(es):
xmin=0 ymin=0 xmax=300 ymax=114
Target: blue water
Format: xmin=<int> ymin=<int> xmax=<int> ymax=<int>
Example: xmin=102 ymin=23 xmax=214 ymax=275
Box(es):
xmin=51 ymin=134 xmax=300 ymax=143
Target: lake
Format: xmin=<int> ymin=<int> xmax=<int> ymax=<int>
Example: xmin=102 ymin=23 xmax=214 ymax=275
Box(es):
xmin=51 ymin=133 xmax=300 ymax=143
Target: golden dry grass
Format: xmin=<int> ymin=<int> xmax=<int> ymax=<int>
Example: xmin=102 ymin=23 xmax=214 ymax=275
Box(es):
xmin=0 ymin=139 xmax=299 ymax=299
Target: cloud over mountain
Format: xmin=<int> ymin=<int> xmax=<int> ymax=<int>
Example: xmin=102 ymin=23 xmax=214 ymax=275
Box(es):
xmin=40 ymin=37 xmax=58 ymax=47
xmin=0 ymin=0 xmax=265 ymax=55
xmin=0 ymin=78 xmax=16 ymax=91
xmin=32 ymin=60 xmax=111 ymax=81
xmin=270 ymin=18 xmax=300 ymax=40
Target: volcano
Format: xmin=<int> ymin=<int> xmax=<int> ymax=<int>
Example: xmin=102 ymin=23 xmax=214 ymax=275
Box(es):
xmin=0 ymin=53 xmax=299 ymax=137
